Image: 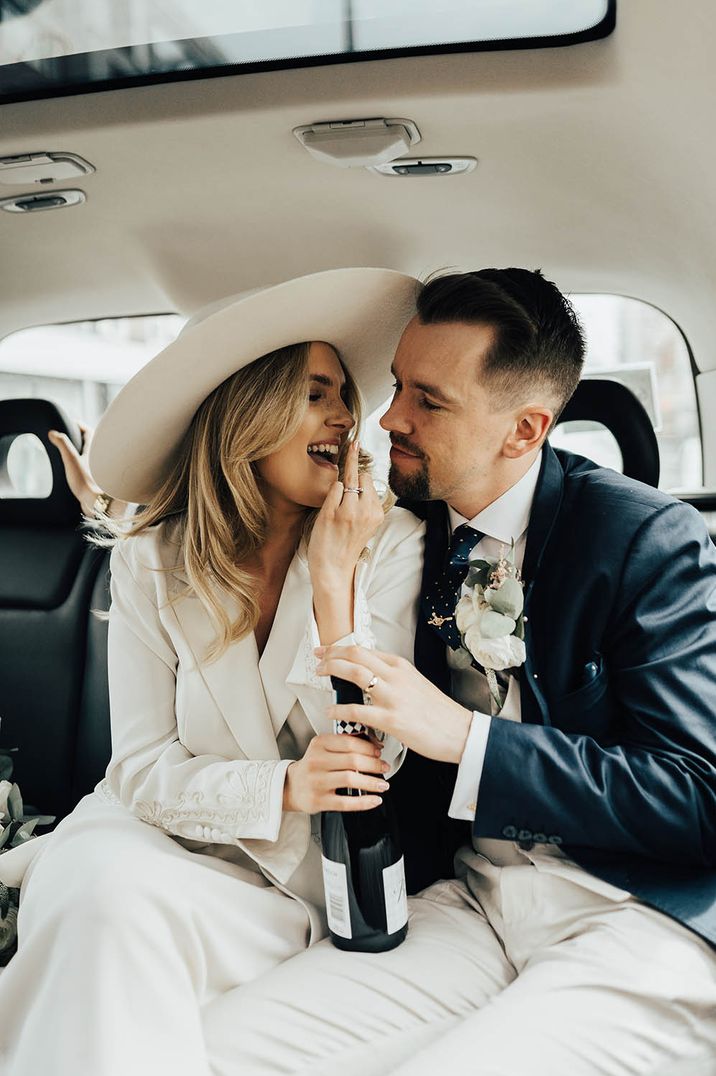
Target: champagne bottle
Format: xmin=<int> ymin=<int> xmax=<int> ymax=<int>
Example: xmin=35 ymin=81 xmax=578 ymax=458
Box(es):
xmin=320 ymin=676 xmax=409 ymax=952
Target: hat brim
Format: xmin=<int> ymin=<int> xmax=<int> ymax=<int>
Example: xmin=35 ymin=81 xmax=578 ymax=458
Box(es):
xmin=90 ymin=267 xmax=418 ymax=503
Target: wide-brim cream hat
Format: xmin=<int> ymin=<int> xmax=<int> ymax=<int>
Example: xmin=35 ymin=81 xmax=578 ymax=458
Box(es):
xmin=90 ymin=267 xmax=419 ymax=503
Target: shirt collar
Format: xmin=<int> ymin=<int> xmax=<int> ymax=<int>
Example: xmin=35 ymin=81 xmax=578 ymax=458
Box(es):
xmin=447 ymin=450 xmax=542 ymax=544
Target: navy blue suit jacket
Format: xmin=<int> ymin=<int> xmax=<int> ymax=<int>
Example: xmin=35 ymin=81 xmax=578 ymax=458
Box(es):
xmin=395 ymin=444 xmax=716 ymax=948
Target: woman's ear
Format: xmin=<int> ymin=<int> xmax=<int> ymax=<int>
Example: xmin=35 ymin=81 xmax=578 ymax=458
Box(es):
xmin=503 ymin=407 xmax=554 ymax=459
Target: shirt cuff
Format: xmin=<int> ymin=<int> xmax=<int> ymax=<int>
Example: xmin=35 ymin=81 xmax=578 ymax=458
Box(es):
xmin=447 ymin=711 xmax=492 ymax=821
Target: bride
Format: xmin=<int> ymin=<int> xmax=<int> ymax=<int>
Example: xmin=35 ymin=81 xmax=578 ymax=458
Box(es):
xmin=0 ymin=268 xmax=424 ymax=1076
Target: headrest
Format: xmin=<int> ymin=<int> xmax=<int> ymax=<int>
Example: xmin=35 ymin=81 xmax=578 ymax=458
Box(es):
xmin=557 ymin=378 xmax=660 ymax=488
xmin=0 ymin=398 xmax=83 ymax=526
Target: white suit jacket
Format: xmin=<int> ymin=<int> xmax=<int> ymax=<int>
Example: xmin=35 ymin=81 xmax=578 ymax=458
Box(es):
xmin=101 ymin=505 xmax=424 ymax=906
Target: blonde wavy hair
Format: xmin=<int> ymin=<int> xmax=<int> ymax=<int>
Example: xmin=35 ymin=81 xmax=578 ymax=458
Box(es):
xmin=95 ymin=342 xmax=389 ymax=661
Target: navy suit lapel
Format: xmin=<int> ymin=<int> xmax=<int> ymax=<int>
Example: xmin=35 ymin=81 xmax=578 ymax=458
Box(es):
xmin=522 ymin=443 xmax=565 ymax=588
xmin=520 ymin=443 xmax=565 ymax=725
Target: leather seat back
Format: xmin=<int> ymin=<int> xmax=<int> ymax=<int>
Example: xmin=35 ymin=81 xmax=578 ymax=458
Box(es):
xmin=556 ymin=377 xmax=660 ymax=487
xmin=0 ymin=399 xmax=110 ymax=817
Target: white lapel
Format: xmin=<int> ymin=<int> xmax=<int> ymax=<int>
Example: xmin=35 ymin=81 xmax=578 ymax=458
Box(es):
xmin=258 ymin=548 xmax=312 ymax=737
xmin=169 ymin=578 xmax=280 ymax=762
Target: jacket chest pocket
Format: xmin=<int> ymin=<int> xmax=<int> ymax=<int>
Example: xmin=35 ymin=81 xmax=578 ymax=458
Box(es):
xmin=548 ymin=658 xmax=614 ymax=737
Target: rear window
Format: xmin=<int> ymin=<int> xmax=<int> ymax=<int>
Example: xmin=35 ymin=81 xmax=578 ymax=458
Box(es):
xmin=556 ymin=295 xmax=700 ymax=492
xmin=0 ymin=315 xmax=184 ymax=498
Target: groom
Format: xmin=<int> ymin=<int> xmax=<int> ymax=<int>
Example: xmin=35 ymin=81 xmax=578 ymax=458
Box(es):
xmin=206 ymin=270 xmax=716 ymax=1074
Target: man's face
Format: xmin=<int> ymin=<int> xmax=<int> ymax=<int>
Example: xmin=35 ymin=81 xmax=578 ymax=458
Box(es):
xmin=380 ymin=317 xmax=520 ymax=507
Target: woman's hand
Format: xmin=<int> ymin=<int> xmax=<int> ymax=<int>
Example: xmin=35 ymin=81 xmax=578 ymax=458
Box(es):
xmin=48 ymin=422 xmax=102 ymax=516
xmin=307 ymin=440 xmax=384 ymax=591
xmin=283 ymin=733 xmax=390 ymax=813
xmin=307 ymin=440 xmax=385 ymax=643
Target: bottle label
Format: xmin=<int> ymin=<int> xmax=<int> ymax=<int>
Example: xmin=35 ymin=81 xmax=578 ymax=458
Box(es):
xmin=321 ymin=855 xmax=352 ymax=939
xmin=383 ymin=856 xmax=408 ymax=934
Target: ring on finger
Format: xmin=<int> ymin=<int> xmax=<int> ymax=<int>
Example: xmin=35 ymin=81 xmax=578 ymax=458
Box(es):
xmin=343 ymin=487 xmax=363 ymax=495
xmin=366 ymin=674 xmax=379 ymax=691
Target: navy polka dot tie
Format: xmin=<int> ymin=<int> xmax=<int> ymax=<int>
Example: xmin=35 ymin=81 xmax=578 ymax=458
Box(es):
xmin=425 ymin=524 xmax=483 ymax=650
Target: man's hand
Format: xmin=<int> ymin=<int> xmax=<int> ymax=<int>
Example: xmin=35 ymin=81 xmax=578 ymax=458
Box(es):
xmin=316 ymin=645 xmax=473 ymax=764
xmin=283 ymin=733 xmax=390 ymax=813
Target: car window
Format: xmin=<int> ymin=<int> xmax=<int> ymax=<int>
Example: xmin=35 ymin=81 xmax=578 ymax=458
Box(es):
xmin=557 ymin=296 xmax=700 ymax=492
xmin=363 ymin=294 xmax=701 ymax=494
xmin=0 ymin=315 xmax=185 ymax=497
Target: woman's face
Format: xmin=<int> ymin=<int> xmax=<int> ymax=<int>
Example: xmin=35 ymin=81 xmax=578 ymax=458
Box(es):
xmin=256 ymin=342 xmax=356 ymax=512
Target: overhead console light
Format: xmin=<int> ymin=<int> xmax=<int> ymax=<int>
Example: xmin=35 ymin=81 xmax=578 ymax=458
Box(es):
xmin=0 ymin=152 xmax=95 ymax=186
xmin=0 ymin=189 xmax=86 ymax=213
xmin=293 ymin=118 xmax=421 ymax=169
xmin=370 ymin=156 xmax=477 ymax=177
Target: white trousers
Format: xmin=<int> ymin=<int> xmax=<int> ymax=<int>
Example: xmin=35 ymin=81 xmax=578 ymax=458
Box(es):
xmin=204 ymin=862 xmax=716 ymax=1076
xmin=0 ymin=795 xmax=310 ymax=1076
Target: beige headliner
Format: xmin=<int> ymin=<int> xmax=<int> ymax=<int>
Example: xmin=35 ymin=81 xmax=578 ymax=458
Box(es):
xmin=1 ymin=0 xmax=714 ymax=377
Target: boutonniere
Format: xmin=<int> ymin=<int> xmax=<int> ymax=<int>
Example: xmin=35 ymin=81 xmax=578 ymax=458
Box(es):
xmin=454 ymin=542 xmax=526 ymax=710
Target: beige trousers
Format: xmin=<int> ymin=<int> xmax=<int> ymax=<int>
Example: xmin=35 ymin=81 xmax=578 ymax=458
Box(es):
xmin=204 ymin=862 xmax=716 ymax=1076
xmin=0 ymin=795 xmax=311 ymax=1076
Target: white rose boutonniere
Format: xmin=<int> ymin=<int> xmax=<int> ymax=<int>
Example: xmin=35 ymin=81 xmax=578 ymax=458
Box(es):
xmin=455 ymin=541 xmax=526 ymax=711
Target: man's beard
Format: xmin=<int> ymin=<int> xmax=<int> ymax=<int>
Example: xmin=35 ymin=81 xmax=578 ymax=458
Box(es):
xmin=388 ymin=459 xmax=432 ymax=501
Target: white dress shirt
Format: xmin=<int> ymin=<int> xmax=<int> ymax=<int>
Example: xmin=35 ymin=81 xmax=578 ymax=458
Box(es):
xmin=448 ymin=453 xmax=541 ymax=821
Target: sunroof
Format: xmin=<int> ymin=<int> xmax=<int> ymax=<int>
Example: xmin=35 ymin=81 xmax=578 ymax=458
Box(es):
xmin=0 ymin=1 xmax=616 ymax=106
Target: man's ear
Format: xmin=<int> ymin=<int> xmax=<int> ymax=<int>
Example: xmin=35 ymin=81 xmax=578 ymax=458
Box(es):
xmin=503 ymin=407 xmax=554 ymax=459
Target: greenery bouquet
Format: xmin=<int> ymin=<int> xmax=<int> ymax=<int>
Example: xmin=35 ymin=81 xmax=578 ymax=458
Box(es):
xmin=0 ymin=746 xmax=54 ymax=965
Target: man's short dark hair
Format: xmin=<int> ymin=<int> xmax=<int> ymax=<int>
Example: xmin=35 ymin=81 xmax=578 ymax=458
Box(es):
xmin=416 ymin=268 xmax=585 ymax=419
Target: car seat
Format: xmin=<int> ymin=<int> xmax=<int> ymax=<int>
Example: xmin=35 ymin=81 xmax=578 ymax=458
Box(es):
xmin=0 ymin=399 xmax=110 ymax=819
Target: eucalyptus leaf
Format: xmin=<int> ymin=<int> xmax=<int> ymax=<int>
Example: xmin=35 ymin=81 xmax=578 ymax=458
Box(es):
xmin=12 ymin=818 xmax=39 ymax=843
xmin=5 ymin=820 xmax=21 ymax=845
xmin=26 ymin=814 xmax=55 ymax=828
xmin=480 ymin=609 xmax=516 ymax=639
xmin=485 ymin=577 xmax=524 ymax=619
xmin=0 ymin=757 xmax=13 ymax=782
xmin=7 ymin=783 xmax=23 ymax=822
xmin=0 ymin=826 xmax=10 ymax=851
